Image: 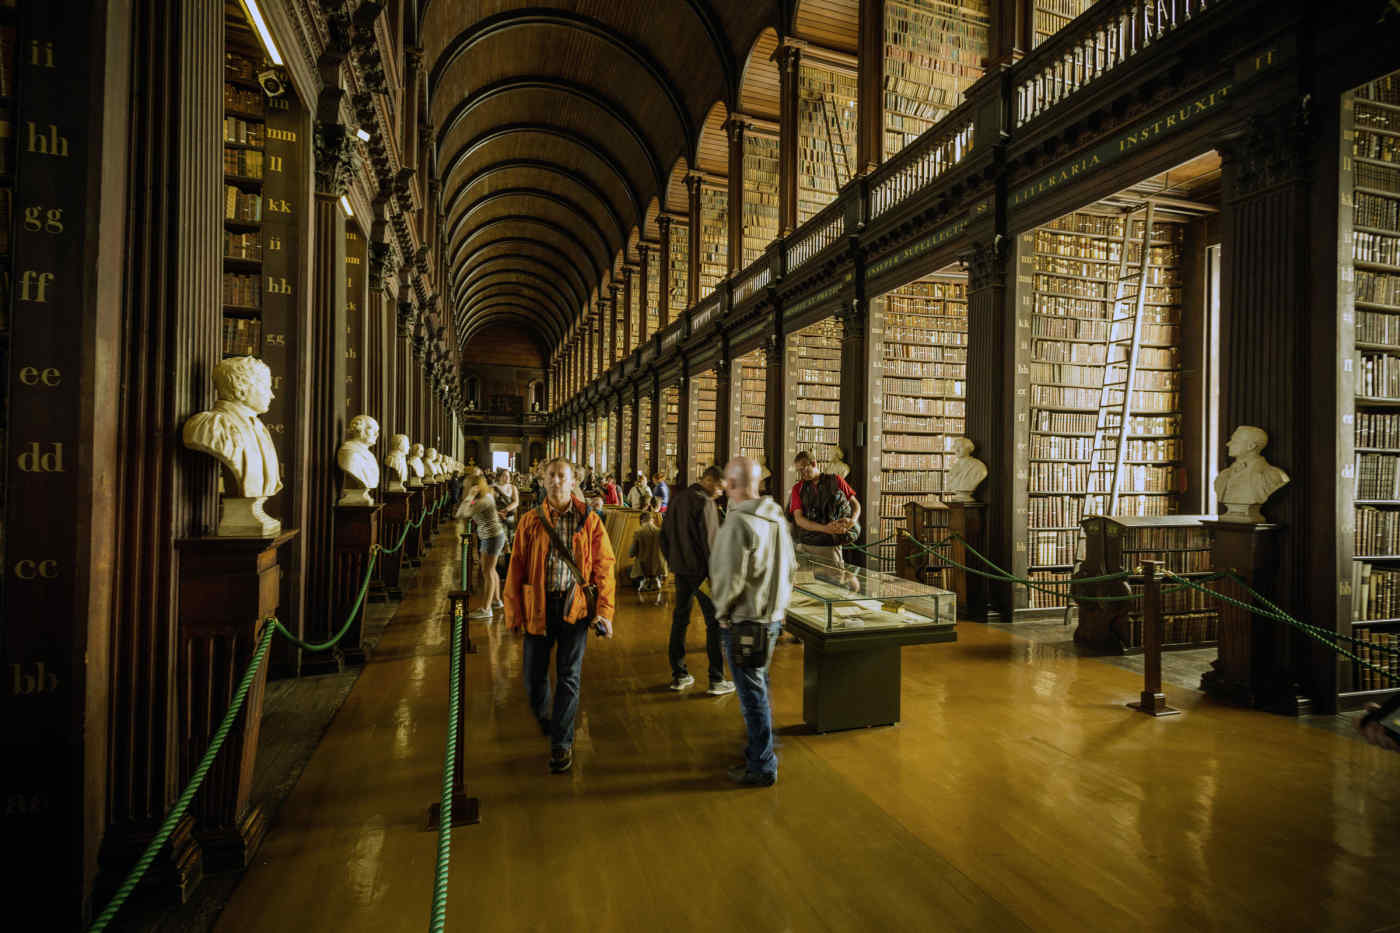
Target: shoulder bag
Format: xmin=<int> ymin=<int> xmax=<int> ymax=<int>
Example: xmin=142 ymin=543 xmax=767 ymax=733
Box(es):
xmin=537 ymin=503 xmax=600 ymax=621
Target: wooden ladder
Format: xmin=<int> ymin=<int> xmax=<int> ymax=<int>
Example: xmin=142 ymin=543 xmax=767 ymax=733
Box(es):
xmin=819 ymin=95 xmax=852 ymax=189
xmin=1084 ymin=199 xmax=1157 ymax=522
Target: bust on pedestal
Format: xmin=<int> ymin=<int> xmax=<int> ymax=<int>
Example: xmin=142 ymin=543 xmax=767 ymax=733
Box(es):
xmin=384 ymin=433 xmax=409 ymax=493
xmin=944 ymin=437 xmax=988 ymax=504
xmin=407 ymin=442 xmax=427 ymax=489
xmin=337 ymin=415 xmax=380 ymax=506
xmin=182 ymin=356 xmax=283 ymax=536
xmin=1214 ymin=425 xmax=1289 ymax=523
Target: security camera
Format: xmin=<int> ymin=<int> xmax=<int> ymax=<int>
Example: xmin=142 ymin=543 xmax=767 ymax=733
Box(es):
xmin=257 ymin=69 xmax=286 ymax=98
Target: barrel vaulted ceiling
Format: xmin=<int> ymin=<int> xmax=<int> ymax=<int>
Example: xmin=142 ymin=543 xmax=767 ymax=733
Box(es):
xmin=422 ymin=0 xmax=811 ymax=356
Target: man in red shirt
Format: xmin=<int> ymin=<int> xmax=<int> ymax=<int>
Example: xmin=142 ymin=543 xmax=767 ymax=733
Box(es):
xmin=787 ymin=451 xmax=861 ymax=567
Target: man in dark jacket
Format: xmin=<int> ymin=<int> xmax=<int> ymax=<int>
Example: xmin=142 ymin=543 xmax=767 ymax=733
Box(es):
xmin=659 ymin=465 xmax=732 ymax=695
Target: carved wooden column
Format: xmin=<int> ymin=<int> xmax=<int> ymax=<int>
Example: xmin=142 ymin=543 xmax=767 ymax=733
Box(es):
xmin=614 ymin=391 xmax=626 ymax=476
xmin=964 ymin=238 xmax=1013 ymax=620
xmin=677 ymin=361 xmax=692 ymax=485
xmin=763 ymin=327 xmax=786 ymax=499
xmin=629 ymin=384 xmax=642 ymax=479
xmin=776 ymin=44 xmax=801 ymax=236
xmin=302 ymin=120 xmax=353 ymax=674
xmin=686 ymin=173 xmax=703 ymax=308
xmin=657 ymin=215 xmax=673 ymax=328
xmin=637 ymin=244 xmax=651 ymax=342
xmin=1217 ymin=101 xmax=1320 ymax=710
xmin=609 ymin=284 xmax=621 ymax=367
xmin=95 ymin=0 xmax=220 ymax=906
xmin=837 ymin=299 xmax=873 ymax=551
xmin=648 ymin=369 xmax=663 ymax=478
xmin=856 ymin=0 xmax=883 ymax=176
xmin=726 ymin=116 xmax=747 ymax=274
xmin=714 ymin=347 xmax=734 ymax=465
xmin=622 ymin=267 xmax=634 ymax=356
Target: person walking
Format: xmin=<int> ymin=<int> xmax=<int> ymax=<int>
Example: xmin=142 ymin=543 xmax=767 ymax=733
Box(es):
xmin=651 ymin=470 xmax=670 ymax=511
xmin=710 ymin=456 xmax=796 ymax=787
xmin=626 ymin=471 xmax=650 ymax=509
xmin=602 ymin=473 xmax=621 ymax=506
xmin=787 ymin=450 xmax=862 ymax=566
xmin=503 ymin=457 xmax=617 ymax=773
xmin=456 ymin=474 xmax=506 ymax=617
xmin=629 ymin=498 xmax=666 ymax=592
xmin=659 ymin=465 xmax=733 ymax=696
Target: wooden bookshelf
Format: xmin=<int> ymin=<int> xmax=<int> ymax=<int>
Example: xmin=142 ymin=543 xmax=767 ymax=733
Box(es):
xmin=882 ymin=0 xmax=989 ymax=159
xmin=868 ymin=275 xmax=969 ymax=573
xmin=669 ymin=222 xmax=689 ymax=314
xmin=733 ymin=349 xmax=767 ymax=465
xmin=798 ymin=62 xmax=858 ymax=224
xmin=1032 ymin=0 xmax=1099 ymax=48
xmin=689 ymin=369 xmax=718 ymax=482
xmin=1073 ymin=515 xmax=1219 ymax=654
xmin=742 ymin=131 xmax=779 ymax=266
xmin=1345 ymin=71 xmax=1400 ymax=702
xmin=1024 ymin=211 xmax=1186 ymax=609
xmin=785 ymin=318 xmax=843 ymax=491
xmin=221 ymin=51 xmax=265 ymax=360
xmin=661 ymin=385 xmax=679 ymax=480
xmin=699 ymin=184 xmax=727 ymax=298
xmin=646 ymin=246 xmax=661 ymax=337
xmin=621 ymin=402 xmax=634 ymax=475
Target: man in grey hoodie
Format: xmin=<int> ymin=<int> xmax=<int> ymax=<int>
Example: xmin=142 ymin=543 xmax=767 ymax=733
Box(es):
xmin=709 ymin=456 xmax=796 ymax=787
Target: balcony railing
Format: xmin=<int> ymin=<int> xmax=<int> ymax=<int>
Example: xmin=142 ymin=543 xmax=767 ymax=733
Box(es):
xmin=785 ymin=198 xmax=846 ymax=273
xmin=870 ymin=102 xmax=976 ymax=220
xmin=1015 ymin=0 xmax=1226 ymax=128
xmin=733 ymin=262 xmax=771 ymax=305
xmin=690 ymin=291 xmax=721 ymax=334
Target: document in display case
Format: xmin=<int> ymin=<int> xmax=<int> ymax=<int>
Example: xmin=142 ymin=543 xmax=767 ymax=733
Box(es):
xmin=785 ymin=556 xmax=958 ymax=732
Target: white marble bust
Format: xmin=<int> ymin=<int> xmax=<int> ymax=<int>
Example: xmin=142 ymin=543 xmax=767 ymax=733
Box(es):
xmin=337 ymin=414 xmax=380 ymax=506
xmin=183 ymin=356 xmax=283 ymax=536
xmin=829 ymin=446 xmax=851 ymax=479
xmin=1214 ymin=425 xmax=1289 ymax=523
xmin=426 ymin=447 xmax=443 ymax=480
xmin=407 ymin=442 xmax=427 ymax=488
xmin=383 ymin=433 xmax=409 ymax=493
xmin=945 ymin=437 xmax=988 ymax=503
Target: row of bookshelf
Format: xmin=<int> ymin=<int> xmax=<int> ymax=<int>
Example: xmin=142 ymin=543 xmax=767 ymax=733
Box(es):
xmin=1356 ymin=190 xmax=1400 ymax=229
xmin=223 ymin=116 xmax=263 ymax=148
xmin=1354 ymin=561 xmax=1400 ymax=621
xmin=223 ymin=146 xmax=265 ymax=179
xmin=1358 ymin=351 xmax=1400 ymax=398
xmin=1357 ymin=505 xmax=1400 ymax=556
xmin=1357 ymin=411 xmax=1400 ymax=448
xmin=881 ymin=0 xmax=988 ymax=157
xmin=224 ymin=185 xmax=262 ymax=223
xmin=222 ymin=316 xmax=261 ymax=357
xmin=1358 ymin=74 xmax=1400 ymax=106
xmin=1032 ymin=254 xmax=1181 ymax=283
xmin=797 ymin=63 xmax=857 ymax=224
xmin=699 ymin=186 xmax=727 ymax=299
xmin=1356 ymin=128 xmax=1400 ymax=163
xmin=742 ymin=133 xmax=780 ymax=267
xmin=223 ymin=272 xmax=260 ymax=309
xmin=669 ymin=223 xmax=689 ymax=318
xmin=1353 ymin=629 xmax=1400 ymax=691
xmin=224 ymin=230 xmax=262 ymax=262
xmin=1357 ymin=161 xmax=1400 ymax=195
xmin=691 ymin=371 xmax=718 ymax=481
xmin=1359 ymin=269 xmax=1400 ymax=306
xmin=1356 ymin=452 xmax=1400 ymax=499
xmin=1357 ymin=230 xmax=1400 ymax=266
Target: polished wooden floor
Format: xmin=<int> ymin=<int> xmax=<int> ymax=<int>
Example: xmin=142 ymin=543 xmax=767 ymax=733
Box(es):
xmin=215 ymin=521 xmax=1400 ymax=932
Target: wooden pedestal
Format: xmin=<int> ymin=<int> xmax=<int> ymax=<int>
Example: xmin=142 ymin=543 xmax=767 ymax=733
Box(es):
xmin=302 ymin=501 xmax=378 ymax=669
xmin=786 ymin=621 xmax=956 ymax=733
xmin=380 ymin=491 xmax=409 ymax=597
xmin=406 ymin=487 xmax=426 ymax=566
xmin=425 ymin=481 xmax=443 ymax=540
xmin=946 ymin=501 xmax=987 ymax=621
xmin=1200 ymin=522 xmax=1308 ymax=714
xmin=174 ymin=530 xmax=297 ymax=872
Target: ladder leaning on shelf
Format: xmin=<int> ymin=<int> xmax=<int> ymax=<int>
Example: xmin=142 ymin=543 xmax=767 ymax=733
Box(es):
xmin=1084 ymin=199 xmax=1158 ymax=521
xmin=819 ymin=94 xmax=852 ymax=190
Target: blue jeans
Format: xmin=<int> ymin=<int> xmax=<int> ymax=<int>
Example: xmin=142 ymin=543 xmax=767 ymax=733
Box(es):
xmin=722 ymin=620 xmax=783 ymax=778
xmin=523 ymin=592 xmax=588 ymax=750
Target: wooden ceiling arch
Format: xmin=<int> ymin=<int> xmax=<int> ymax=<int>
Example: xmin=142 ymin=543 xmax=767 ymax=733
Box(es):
xmin=458 ymin=304 xmax=563 ymax=348
xmin=454 ymin=241 xmax=589 ymax=308
xmin=422 ymin=1 xmax=783 ymax=353
xmin=462 ymin=285 xmax=571 ymax=337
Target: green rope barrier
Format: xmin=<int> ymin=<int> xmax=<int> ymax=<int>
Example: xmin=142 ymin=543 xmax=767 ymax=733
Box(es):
xmin=89 ymin=624 xmax=275 ymax=932
xmin=897 ymin=531 xmax=1144 ymax=602
xmin=89 ymin=533 xmax=392 ymax=932
xmin=428 ymin=584 xmax=466 ymax=932
xmin=381 ymin=503 xmax=433 ymax=555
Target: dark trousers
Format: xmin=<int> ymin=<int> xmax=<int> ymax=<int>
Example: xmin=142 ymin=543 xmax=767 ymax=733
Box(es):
xmin=669 ymin=574 xmax=725 ymax=684
xmin=523 ymin=592 xmax=588 ymax=750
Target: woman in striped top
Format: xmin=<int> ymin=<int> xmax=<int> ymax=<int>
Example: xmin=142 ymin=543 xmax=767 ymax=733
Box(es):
xmin=457 ymin=474 xmax=505 ymax=619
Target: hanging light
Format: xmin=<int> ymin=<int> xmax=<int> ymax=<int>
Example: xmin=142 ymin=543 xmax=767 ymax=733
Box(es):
xmin=238 ymin=0 xmax=283 ymax=66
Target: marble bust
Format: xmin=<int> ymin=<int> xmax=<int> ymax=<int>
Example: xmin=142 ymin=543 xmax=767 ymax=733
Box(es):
xmin=183 ymin=356 xmax=283 ymax=536
xmin=426 ymin=447 xmax=443 ymax=479
xmin=1214 ymin=425 xmax=1289 ymax=523
xmin=945 ymin=437 xmax=988 ymax=503
xmin=829 ymin=446 xmax=851 ymax=479
xmin=407 ymin=443 xmax=427 ymax=488
xmin=383 ymin=434 xmax=409 ymax=493
xmin=337 ymin=415 xmax=380 ymax=506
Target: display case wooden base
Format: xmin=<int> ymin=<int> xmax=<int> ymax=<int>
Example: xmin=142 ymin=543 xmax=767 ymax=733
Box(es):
xmin=1199 ymin=521 xmax=1308 ymax=714
xmin=785 ymin=622 xmax=957 ymax=732
xmin=175 ymin=529 xmax=297 ymax=872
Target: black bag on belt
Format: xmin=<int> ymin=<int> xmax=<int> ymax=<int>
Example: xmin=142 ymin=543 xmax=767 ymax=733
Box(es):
xmin=537 ymin=503 xmax=599 ymax=621
xmin=730 ymin=621 xmax=772 ymax=669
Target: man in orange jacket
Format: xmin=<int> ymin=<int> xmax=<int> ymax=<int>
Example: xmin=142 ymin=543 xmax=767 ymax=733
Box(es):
xmin=504 ymin=457 xmax=617 ymax=773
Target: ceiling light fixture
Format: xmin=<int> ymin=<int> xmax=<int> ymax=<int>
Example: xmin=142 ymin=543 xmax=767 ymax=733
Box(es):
xmin=356 ymin=127 xmax=371 ymax=142
xmin=339 ymin=195 xmax=353 ymax=217
xmin=238 ymin=0 xmax=283 ymax=66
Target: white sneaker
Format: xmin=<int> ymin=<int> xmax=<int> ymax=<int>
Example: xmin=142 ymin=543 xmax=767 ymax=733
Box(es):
xmin=491 ymin=599 xmax=504 ymax=610
xmin=670 ymin=674 xmax=695 ymax=691
xmin=707 ymin=680 xmax=736 ymax=696
xmin=468 ymin=608 xmax=492 ymax=620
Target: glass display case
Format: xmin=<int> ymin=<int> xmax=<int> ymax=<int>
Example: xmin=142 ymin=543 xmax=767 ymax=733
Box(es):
xmin=787 ymin=555 xmax=957 ymax=633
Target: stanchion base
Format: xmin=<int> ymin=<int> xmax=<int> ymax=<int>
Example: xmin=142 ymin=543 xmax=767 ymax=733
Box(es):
xmin=1128 ymin=692 xmax=1180 ymax=717
xmin=426 ymin=793 xmax=481 ymax=829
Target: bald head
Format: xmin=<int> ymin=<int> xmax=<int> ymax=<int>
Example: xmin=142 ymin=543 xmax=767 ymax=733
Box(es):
xmin=724 ymin=456 xmax=761 ymax=504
